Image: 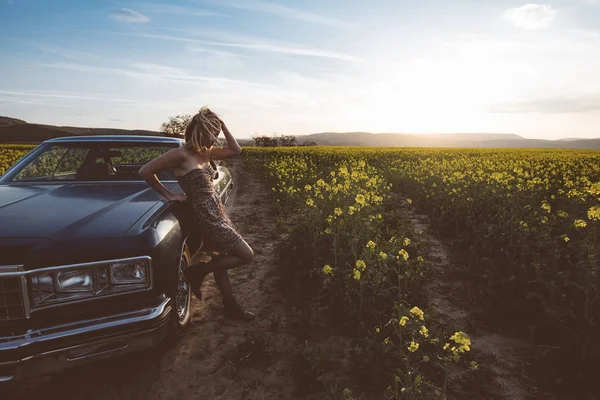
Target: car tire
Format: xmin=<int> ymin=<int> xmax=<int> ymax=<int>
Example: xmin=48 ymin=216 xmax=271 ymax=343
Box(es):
xmin=166 ymin=244 xmax=192 ymax=343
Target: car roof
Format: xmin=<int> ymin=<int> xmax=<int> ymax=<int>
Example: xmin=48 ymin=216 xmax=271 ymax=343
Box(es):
xmin=46 ymin=135 xmax=185 ymax=144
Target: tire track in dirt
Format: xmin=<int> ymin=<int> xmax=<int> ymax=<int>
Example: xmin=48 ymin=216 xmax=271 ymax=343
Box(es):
xmin=400 ymin=197 xmax=540 ymax=400
xmin=7 ymin=159 xmax=299 ymax=400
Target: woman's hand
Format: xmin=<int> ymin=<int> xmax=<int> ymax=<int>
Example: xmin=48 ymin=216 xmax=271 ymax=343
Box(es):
xmin=167 ymin=192 xmax=187 ymax=202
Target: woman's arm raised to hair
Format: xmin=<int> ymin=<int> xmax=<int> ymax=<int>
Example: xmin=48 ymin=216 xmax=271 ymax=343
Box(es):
xmin=139 ymin=148 xmax=186 ymax=201
xmin=210 ymin=120 xmax=242 ymax=160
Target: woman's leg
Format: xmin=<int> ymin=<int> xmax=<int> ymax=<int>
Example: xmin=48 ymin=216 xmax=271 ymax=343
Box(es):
xmin=185 ymin=239 xmax=254 ymax=303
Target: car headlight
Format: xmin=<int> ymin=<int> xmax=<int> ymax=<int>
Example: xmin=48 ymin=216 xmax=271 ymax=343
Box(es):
xmin=30 ymin=257 xmax=152 ymax=308
xmin=57 ymin=269 xmax=94 ymax=292
xmin=110 ymin=262 xmax=148 ymax=285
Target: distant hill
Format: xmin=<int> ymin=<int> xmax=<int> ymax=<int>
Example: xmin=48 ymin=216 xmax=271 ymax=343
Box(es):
xmin=0 ymin=117 xmax=164 ymax=144
xmin=0 ymin=116 xmax=27 ymax=127
xmin=1 ymin=117 xmax=599 ymax=149
xmin=294 ymin=132 xmax=600 ymax=149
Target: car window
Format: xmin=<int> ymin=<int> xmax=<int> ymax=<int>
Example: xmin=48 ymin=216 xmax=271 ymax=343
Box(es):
xmin=13 ymin=145 xmax=68 ymax=181
xmin=55 ymin=148 xmax=89 ymax=176
xmin=8 ymin=142 xmax=178 ymax=182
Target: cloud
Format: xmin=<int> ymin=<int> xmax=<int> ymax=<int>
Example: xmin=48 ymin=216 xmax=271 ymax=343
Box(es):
xmin=504 ymin=4 xmax=556 ymax=29
xmin=26 ymin=43 xmax=97 ymax=61
xmin=0 ymin=90 xmax=144 ymax=104
xmin=126 ymin=31 xmax=358 ymax=61
xmin=40 ymin=62 xmax=272 ymax=88
xmin=138 ymin=3 xmax=225 ymax=18
xmin=187 ymin=47 xmax=246 ymax=67
xmin=490 ymin=95 xmax=600 ymax=114
xmin=109 ymin=8 xmax=150 ymax=23
xmin=203 ymin=0 xmax=351 ymax=28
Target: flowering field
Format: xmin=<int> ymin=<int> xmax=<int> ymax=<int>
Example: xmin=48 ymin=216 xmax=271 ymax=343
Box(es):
xmin=244 ymin=146 xmax=600 ymax=396
xmin=0 ymin=144 xmax=33 ymax=175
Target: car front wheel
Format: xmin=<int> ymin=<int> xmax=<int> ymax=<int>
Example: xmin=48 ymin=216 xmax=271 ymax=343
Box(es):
xmin=167 ymin=244 xmax=192 ymax=342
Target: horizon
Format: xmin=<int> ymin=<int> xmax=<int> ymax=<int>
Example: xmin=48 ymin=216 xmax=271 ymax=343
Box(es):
xmin=1 ymin=1 xmax=600 ymax=140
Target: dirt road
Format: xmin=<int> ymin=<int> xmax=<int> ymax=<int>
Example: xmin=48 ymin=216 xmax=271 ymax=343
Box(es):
xmin=8 ymin=159 xmax=299 ymax=400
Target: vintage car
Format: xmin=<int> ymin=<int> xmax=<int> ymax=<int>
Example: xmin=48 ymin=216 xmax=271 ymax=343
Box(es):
xmin=0 ymin=135 xmax=234 ymax=382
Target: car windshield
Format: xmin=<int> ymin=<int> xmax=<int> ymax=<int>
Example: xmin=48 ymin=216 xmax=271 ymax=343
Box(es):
xmin=4 ymin=142 xmax=178 ymax=182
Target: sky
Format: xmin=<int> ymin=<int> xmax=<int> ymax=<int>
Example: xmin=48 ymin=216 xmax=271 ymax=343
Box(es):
xmin=1 ymin=0 xmax=600 ymax=139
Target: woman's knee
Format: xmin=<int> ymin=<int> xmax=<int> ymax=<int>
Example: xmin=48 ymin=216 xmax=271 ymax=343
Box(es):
xmin=241 ymin=245 xmax=254 ymax=263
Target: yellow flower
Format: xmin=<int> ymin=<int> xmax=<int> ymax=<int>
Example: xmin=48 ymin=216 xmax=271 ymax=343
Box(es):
xmin=334 ymin=207 xmax=343 ymax=217
xmin=353 ymin=268 xmax=361 ymax=280
xmin=366 ymin=240 xmax=376 ymax=250
xmin=470 ymin=361 xmax=479 ymax=370
xmin=574 ymin=219 xmax=587 ymax=228
xmin=375 ymin=327 xmax=380 ymax=333
xmin=403 ymin=238 xmax=411 ymax=246
xmin=562 ymin=235 xmax=570 ymax=243
xmin=443 ymin=343 xmax=450 ymax=351
xmin=557 ymin=210 xmax=569 ymax=218
xmin=449 ymin=331 xmax=471 ymax=353
xmin=588 ymin=206 xmax=600 ymax=221
xmin=408 ymin=341 xmax=419 ymax=353
xmin=417 ymin=256 xmax=425 ymax=262
xmin=355 ymin=194 xmax=366 ymax=206
xmin=419 ymin=325 xmax=429 ymax=338
xmin=304 ymin=184 xmax=312 ymax=191
xmin=410 ymin=306 xmax=425 ymax=321
xmin=399 ymin=316 xmax=409 ymax=327
xmin=306 ymin=198 xmax=315 ymax=207
xmin=398 ymin=249 xmax=409 ymax=261
xmin=384 ymin=337 xmax=390 ymax=345
xmin=541 ymin=201 xmax=551 ymax=213
xmin=379 ymin=251 xmax=388 ymax=260
xmin=322 ymin=264 xmax=333 ymax=276
xmin=356 ymin=259 xmax=367 ymax=271
xmin=407 ymin=198 xmax=413 ymax=205
xmin=423 ymin=355 xmax=430 ymax=362
xmin=348 ymin=206 xmax=356 ymax=215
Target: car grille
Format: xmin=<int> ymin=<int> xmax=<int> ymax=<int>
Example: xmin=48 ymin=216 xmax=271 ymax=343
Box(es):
xmin=0 ymin=277 xmax=25 ymax=320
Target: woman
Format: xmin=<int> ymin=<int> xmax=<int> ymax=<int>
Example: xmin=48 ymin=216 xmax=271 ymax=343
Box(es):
xmin=139 ymin=107 xmax=255 ymax=321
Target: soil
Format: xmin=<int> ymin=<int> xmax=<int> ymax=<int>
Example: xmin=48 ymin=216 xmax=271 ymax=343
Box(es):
xmin=401 ymin=199 xmax=547 ymax=400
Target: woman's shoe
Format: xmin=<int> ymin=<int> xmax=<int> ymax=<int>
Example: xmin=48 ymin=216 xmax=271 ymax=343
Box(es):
xmin=223 ymin=297 xmax=256 ymax=321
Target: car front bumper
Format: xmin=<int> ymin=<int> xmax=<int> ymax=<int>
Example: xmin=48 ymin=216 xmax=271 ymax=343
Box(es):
xmin=0 ymin=297 xmax=172 ymax=382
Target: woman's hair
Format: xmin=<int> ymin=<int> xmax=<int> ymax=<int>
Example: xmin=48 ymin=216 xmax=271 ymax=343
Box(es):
xmin=184 ymin=106 xmax=221 ymax=152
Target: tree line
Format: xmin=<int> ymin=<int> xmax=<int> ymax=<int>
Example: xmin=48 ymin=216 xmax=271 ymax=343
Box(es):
xmin=161 ymin=114 xmax=316 ymax=147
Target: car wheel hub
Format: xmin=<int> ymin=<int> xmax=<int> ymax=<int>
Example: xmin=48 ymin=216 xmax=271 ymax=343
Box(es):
xmin=176 ymin=258 xmax=190 ymax=322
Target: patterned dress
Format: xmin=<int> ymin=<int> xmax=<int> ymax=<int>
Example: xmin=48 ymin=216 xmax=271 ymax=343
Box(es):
xmin=176 ymin=164 xmax=243 ymax=254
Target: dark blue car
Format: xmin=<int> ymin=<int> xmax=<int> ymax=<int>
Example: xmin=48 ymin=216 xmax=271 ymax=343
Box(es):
xmin=0 ymin=135 xmax=234 ymax=382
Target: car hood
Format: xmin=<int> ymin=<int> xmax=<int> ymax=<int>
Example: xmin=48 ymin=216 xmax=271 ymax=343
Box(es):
xmin=0 ymin=183 xmax=169 ymax=240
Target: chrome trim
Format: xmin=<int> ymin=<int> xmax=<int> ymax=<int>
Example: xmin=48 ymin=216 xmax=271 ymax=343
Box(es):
xmin=0 ymin=297 xmax=171 ymax=352
xmin=0 ymin=256 xmax=151 ymax=277
xmin=0 ymin=297 xmax=172 ymax=381
xmin=0 ymin=265 xmax=29 ymax=320
xmin=0 ymin=257 xmax=153 ymax=313
xmin=0 ymin=265 xmax=24 ymax=273
xmin=20 ymin=274 xmax=30 ymax=319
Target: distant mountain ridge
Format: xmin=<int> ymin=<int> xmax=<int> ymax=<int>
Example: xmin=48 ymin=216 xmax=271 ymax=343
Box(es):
xmin=1 ymin=117 xmax=599 ymax=149
xmin=295 ymin=131 xmax=600 ymax=149
xmin=0 ymin=116 xmax=163 ymax=143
